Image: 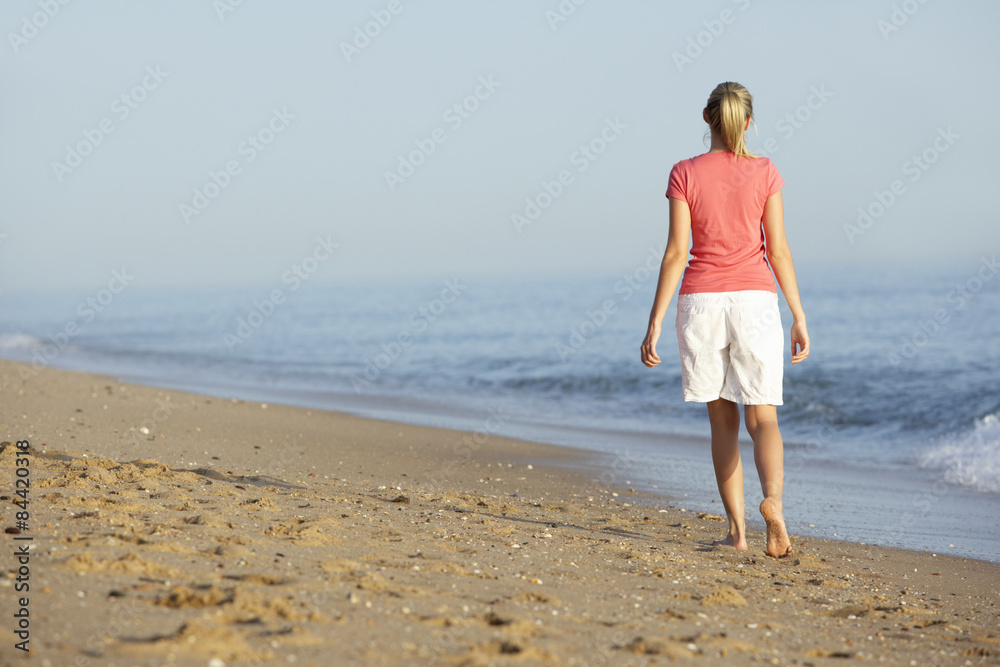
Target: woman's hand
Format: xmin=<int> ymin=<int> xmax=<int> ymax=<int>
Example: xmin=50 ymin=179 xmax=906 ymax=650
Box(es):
xmin=790 ymin=320 xmax=810 ymax=364
xmin=641 ymin=324 xmax=662 ymax=367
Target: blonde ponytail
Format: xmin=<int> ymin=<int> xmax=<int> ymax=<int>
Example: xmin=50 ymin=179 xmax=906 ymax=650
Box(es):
xmin=704 ymin=81 xmax=758 ymax=159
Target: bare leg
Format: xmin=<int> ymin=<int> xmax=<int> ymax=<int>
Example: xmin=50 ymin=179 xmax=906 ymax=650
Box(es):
xmin=744 ymin=404 xmax=792 ymax=557
xmin=707 ymin=399 xmax=747 ymax=550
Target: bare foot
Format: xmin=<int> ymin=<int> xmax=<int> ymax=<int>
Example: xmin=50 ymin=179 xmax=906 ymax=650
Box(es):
xmin=712 ymin=533 xmax=748 ymax=550
xmin=759 ymin=497 xmax=792 ymax=558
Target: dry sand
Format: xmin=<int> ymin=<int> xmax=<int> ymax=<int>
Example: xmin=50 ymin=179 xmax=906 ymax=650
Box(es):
xmin=0 ymin=359 xmax=997 ymax=666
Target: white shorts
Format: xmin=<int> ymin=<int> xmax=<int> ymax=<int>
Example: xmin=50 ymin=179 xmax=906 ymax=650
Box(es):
xmin=675 ymin=290 xmax=783 ymax=405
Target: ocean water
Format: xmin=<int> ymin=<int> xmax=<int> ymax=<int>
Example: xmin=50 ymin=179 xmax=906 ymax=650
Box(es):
xmin=1 ymin=259 xmax=998 ymax=561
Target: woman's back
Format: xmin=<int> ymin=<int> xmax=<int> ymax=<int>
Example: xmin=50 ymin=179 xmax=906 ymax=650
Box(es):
xmin=667 ymin=152 xmax=784 ymax=294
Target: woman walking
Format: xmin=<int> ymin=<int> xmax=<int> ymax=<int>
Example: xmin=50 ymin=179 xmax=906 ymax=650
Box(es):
xmin=640 ymin=81 xmax=809 ymax=558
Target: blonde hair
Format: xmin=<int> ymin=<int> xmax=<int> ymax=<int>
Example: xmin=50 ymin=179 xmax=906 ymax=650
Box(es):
xmin=704 ymin=81 xmax=758 ymax=159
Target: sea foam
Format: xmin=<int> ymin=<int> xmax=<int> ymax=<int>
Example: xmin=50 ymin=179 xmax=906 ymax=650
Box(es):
xmin=917 ymin=412 xmax=1000 ymax=494
xmin=0 ymin=333 xmax=44 ymax=350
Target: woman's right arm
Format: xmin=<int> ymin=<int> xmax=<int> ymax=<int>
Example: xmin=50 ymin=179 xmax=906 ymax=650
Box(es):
xmin=762 ymin=190 xmax=810 ymax=364
xmin=640 ymin=197 xmax=691 ymax=368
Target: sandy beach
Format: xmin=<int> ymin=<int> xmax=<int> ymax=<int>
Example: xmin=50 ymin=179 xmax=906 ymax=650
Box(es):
xmin=0 ymin=359 xmax=998 ymax=666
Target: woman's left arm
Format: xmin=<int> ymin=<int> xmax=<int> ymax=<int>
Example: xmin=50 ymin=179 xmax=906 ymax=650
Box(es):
xmin=640 ymin=197 xmax=691 ymax=368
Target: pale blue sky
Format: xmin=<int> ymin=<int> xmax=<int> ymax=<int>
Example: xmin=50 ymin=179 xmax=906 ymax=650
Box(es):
xmin=1 ymin=0 xmax=996 ymax=292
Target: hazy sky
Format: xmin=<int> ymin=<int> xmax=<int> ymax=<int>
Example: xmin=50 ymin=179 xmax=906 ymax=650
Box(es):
xmin=1 ymin=0 xmax=996 ymax=292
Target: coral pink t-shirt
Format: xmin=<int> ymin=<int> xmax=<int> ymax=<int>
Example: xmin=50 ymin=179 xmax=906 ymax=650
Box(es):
xmin=666 ymin=152 xmax=784 ymax=294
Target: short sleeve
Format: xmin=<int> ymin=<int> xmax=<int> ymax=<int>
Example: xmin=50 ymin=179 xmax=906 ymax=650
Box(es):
xmin=665 ymin=162 xmax=686 ymax=202
xmin=766 ymin=159 xmax=785 ymax=198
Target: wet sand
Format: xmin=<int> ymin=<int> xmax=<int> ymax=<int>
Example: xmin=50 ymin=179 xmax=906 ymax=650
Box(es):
xmin=0 ymin=359 xmax=998 ymax=666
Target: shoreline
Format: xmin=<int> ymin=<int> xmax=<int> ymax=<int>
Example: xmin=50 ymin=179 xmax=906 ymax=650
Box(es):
xmin=9 ymin=352 xmax=998 ymax=564
xmin=1 ymin=359 xmax=999 ymax=664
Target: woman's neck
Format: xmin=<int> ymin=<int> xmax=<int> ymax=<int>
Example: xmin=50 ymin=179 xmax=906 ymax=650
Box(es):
xmin=707 ymin=132 xmax=731 ymax=153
